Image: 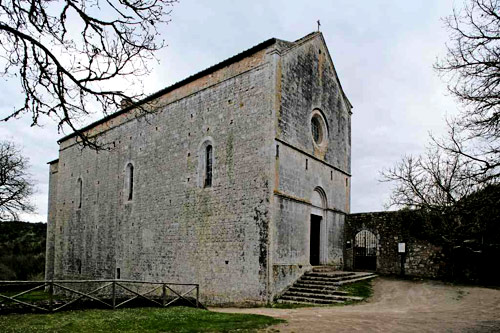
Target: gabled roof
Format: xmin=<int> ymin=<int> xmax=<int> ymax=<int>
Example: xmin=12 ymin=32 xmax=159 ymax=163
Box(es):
xmin=58 ymin=37 xmax=279 ymax=143
xmin=59 ymin=32 xmax=352 ymax=143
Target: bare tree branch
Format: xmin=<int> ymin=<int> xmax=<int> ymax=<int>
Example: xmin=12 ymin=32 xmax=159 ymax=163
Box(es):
xmin=435 ymin=0 xmax=500 ymax=140
xmin=0 ymin=0 xmax=177 ymax=149
xmin=381 ymin=142 xmax=489 ymax=211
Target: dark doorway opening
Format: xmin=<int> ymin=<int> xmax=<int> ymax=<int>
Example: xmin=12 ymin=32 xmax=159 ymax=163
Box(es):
xmin=310 ymin=215 xmax=321 ymax=265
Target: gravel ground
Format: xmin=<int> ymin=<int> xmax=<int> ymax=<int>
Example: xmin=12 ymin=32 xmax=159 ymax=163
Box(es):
xmin=211 ymin=277 xmax=500 ymax=332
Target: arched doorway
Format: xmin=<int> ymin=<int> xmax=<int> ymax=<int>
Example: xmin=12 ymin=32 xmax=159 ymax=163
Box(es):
xmin=310 ymin=188 xmax=326 ymax=266
xmin=354 ymin=230 xmax=377 ymax=270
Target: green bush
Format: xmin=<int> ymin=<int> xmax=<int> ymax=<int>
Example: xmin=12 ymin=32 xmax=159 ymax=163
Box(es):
xmin=0 ymin=222 xmax=46 ymax=281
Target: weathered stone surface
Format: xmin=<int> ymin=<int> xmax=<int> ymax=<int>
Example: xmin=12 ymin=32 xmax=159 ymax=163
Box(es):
xmin=345 ymin=212 xmax=448 ymax=279
xmin=270 ymin=33 xmax=351 ymax=297
xmin=46 ymin=32 xmax=352 ymax=305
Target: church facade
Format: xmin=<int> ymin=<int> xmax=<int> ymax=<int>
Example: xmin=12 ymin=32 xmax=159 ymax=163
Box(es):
xmin=45 ymin=32 xmax=352 ymax=305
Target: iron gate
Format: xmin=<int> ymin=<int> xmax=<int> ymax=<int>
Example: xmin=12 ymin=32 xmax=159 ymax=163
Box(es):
xmin=354 ymin=230 xmax=377 ymax=271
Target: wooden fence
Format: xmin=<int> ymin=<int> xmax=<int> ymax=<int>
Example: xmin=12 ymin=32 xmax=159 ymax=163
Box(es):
xmin=0 ymin=280 xmax=200 ymax=313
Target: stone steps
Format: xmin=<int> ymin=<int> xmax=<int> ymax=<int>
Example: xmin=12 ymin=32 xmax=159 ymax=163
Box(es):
xmin=300 ymin=272 xmax=375 ymax=284
xmin=305 ymin=271 xmax=355 ymax=278
xmin=334 ymin=274 xmax=378 ymax=286
xmin=293 ymin=282 xmax=343 ymax=289
xmin=278 ymin=295 xmax=345 ymax=304
xmin=284 ymin=291 xmax=364 ymax=302
xmin=277 ymin=268 xmax=377 ymax=305
xmin=288 ymin=286 xmax=349 ymax=295
xmin=311 ymin=266 xmax=342 ymax=273
xmin=275 ymin=299 xmax=319 ymax=306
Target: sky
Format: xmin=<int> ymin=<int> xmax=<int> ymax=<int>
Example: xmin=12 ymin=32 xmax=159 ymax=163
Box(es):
xmin=0 ymin=0 xmax=462 ymax=222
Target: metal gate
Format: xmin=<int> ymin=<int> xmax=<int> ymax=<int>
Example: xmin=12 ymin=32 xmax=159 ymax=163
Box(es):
xmin=354 ymin=230 xmax=377 ymax=271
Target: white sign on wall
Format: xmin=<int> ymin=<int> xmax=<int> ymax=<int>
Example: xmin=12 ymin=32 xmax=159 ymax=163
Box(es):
xmin=398 ymin=243 xmax=406 ymax=253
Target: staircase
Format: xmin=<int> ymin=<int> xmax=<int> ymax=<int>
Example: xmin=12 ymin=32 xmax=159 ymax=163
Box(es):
xmin=277 ymin=266 xmax=377 ymax=305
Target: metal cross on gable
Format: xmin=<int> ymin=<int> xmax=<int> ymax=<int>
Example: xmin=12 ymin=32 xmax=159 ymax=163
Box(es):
xmin=317 ymin=20 xmax=321 ymax=32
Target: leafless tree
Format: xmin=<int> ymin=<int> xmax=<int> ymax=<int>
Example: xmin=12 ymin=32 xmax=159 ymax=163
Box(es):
xmin=383 ymin=1 xmax=500 ymax=259
xmin=381 ymin=145 xmax=484 ymax=210
xmin=432 ymin=118 xmax=500 ymax=184
xmin=385 ymin=0 xmax=500 ymax=209
xmin=435 ymin=0 xmax=500 ymax=181
xmin=0 ymin=0 xmax=177 ymax=148
xmin=0 ymin=141 xmax=35 ymax=221
xmin=381 ymin=144 xmax=500 ymax=253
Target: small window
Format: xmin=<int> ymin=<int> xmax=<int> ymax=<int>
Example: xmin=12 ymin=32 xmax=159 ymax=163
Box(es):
xmin=198 ymin=139 xmax=215 ymax=188
xmin=311 ymin=117 xmax=322 ymax=144
xmin=77 ymin=178 xmax=83 ymax=209
xmin=126 ymin=163 xmax=134 ymax=201
xmin=310 ymin=110 xmax=328 ymax=148
xmin=205 ymin=145 xmax=213 ymax=187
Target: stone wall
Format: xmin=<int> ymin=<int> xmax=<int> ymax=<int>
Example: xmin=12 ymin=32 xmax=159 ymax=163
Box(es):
xmin=345 ymin=212 xmax=448 ymax=279
xmin=270 ymin=33 xmax=352 ymax=297
xmin=45 ymin=161 xmax=58 ymax=280
xmin=48 ymin=44 xmax=277 ymax=305
xmin=47 ymin=32 xmax=353 ymax=304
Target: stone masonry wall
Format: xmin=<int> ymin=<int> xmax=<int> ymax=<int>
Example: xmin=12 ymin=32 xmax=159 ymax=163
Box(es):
xmin=48 ymin=47 xmax=276 ymax=305
xmin=345 ymin=212 xmax=447 ymax=279
xmin=47 ymin=32 xmax=353 ymax=304
xmin=44 ymin=161 xmax=58 ymax=281
xmin=270 ymin=33 xmax=352 ymax=296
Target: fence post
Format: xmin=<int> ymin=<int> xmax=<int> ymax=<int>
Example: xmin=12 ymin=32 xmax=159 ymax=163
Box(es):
xmin=48 ymin=281 xmax=54 ymax=312
xmin=162 ymin=284 xmax=166 ymax=307
xmin=112 ymin=281 xmax=116 ymax=309
xmin=196 ymin=285 xmax=199 ymax=308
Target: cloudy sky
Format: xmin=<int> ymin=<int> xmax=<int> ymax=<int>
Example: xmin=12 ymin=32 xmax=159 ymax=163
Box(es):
xmin=0 ymin=0 xmax=461 ymax=222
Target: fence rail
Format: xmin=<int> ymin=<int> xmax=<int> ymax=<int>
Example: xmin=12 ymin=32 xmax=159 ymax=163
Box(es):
xmin=0 ymin=280 xmax=200 ymax=313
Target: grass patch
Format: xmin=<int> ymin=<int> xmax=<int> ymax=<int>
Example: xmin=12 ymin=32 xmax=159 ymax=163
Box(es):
xmin=338 ymin=280 xmax=373 ymax=299
xmin=1 ymin=290 xmax=55 ymax=303
xmin=0 ymin=306 xmax=285 ymax=333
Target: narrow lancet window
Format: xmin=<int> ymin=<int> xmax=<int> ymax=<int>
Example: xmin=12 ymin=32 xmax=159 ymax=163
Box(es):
xmin=126 ymin=163 xmax=134 ymax=201
xmin=205 ymin=145 xmax=213 ymax=187
xmin=77 ymin=178 xmax=83 ymax=208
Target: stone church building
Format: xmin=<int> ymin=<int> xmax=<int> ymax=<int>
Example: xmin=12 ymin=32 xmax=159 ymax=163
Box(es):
xmin=45 ymin=32 xmax=352 ymax=305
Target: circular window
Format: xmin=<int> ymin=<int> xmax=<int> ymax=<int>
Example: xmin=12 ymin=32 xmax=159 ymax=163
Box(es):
xmin=311 ymin=117 xmax=323 ymax=144
xmin=310 ymin=110 xmax=328 ymax=150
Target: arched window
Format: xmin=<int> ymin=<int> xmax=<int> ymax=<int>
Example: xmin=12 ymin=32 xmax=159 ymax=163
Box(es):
xmin=126 ymin=163 xmax=134 ymax=201
xmin=205 ymin=145 xmax=213 ymax=187
xmin=198 ymin=138 xmax=215 ymax=188
xmin=77 ymin=178 xmax=83 ymax=209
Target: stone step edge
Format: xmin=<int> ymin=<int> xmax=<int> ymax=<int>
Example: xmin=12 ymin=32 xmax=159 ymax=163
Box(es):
xmin=301 ymin=274 xmax=374 ymax=282
xmin=276 ymin=299 xmax=344 ymax=305
xmin=333 ymin=274 xmax=378 ymax=286
xmin=311 ymin=266 xmax=340 ymax=270
xmin=279 ymin=296 xmax=345 ymax=304
xmin=289 ymin=287 xmax=348 ymax=295
xmin=305 ymin=272 xmax=356 ymax=277
xmin=293 ymin=283 xmax=342 ymax=290
xmin=303 ymin=272 xmax=376 ymax=279
xmin=283 ymin=291 xmax=364 ymax=301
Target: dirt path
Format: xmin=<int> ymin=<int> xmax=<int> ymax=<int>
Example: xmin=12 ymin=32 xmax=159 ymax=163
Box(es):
xmin=211 ymin=278 xmax=500 ymax=332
